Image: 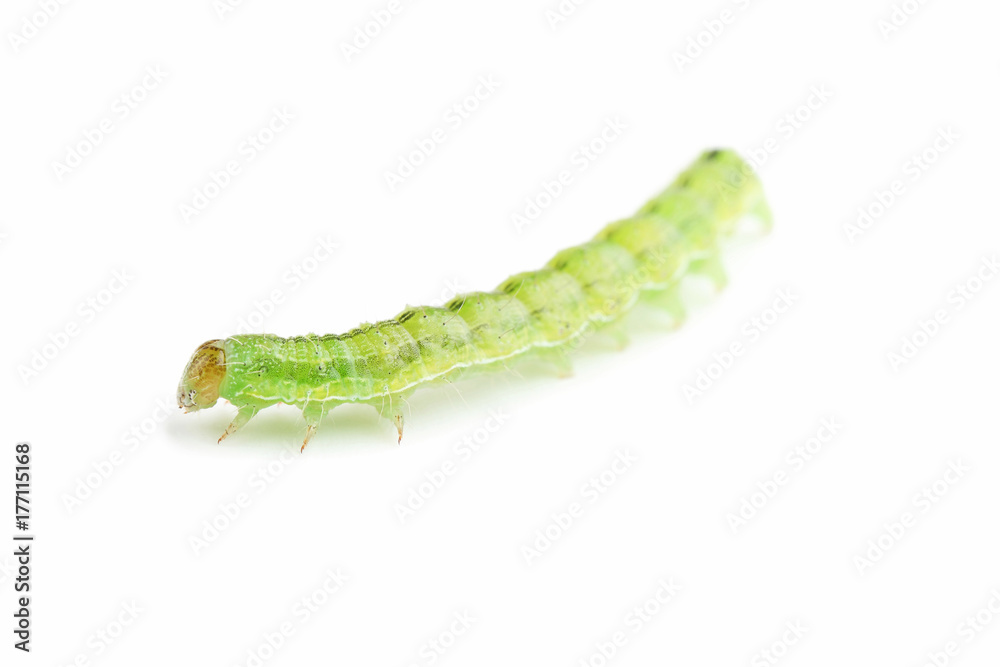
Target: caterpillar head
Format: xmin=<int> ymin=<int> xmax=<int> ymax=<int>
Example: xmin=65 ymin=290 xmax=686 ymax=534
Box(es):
xmin=177 ymin=340 xmax=227 ymax=412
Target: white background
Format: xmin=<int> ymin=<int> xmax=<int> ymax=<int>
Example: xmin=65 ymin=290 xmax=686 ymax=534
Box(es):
xmin=3 ymin=0 xmax=999 ymax=665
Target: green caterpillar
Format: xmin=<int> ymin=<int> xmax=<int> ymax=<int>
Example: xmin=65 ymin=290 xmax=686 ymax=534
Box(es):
xmin=177 ymin=149 xmax=771 ymax=450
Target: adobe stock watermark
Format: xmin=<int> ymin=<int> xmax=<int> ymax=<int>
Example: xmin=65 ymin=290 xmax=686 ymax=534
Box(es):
xmin=697 ymin=88 xmax=829 ymax=215
xmin=751 ymin=620 xmax=808 ymax=667
xmin=682 ymin=289 xmax=797 ymax=404
xmin=233 ymin=235 xmax=340 ymax=334
xmin=61 ymin=397 xmax=174 ymax=512
xmin=179 ymin=106 xmax=295 ymax=223
xmin=403 ymin=610 xmax=476 ymax=667
xmin=877 ymin=0 xmax=931 ymax=39
xmin=425 ymin=278 xmax=470 ymax=308
xmin=511 ymin=116 xmax=628 ymax=234
xmin=394 ymin=409 xmax=509 ymax=524
xmin=726 ymin=418 xmax=843 ymax=534
xmin=544 ymin=0 xmax=590 ymax=30
xmin=516 ymin=247 xmax=674 ymax=368
xmin=914 ymin=587 xmax=1000 ymax=667
xmin=340 ymin=0 xmax=415 ymax=62
xmin=740 ymin=85 xmax=833 ymax=174
xmin=575 ymin=578 xmax=681 ymax=667
xmin=0 ymin=555 xmax=16 ymax=587
xmin=58 ymin=601 xmax=143 ymax=666
xmin=383 ymin=75 xmax=501 ymax=192
xmin=234 ymin=567 xmax=349 ymax=667
xmin=521 ymin=449 xmax=637 ymax=565
xmin=843 ymin=126 xmax=958 ymax=244
xmin=672 ymin=0 xmax=759 ymax=72
xmin=852 ymin=459 xmax=970 ymax=575
xmin=7 ymin=0 xmax=73 ymax=53
xmin=51 ymin=65 xmax=168 ymax=182
xmin=189 ymin=441 xmax=301 ymax=556
xmin=557 ymin=247 xmax=706 ymax=363
xmin=16 ymin=269 xmax=134 ymax=385
xmin=213 ymin=0 xmax=250 ymax=20
xmin=887 ymin=254 xmax=997 ymax=371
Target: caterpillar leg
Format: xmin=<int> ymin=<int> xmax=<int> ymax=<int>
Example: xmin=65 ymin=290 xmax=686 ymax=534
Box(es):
xmin=301 ymin=401 xmax=337 ymax=452
xmin=375 ymin=394 xmax=406 ymax=444
xmin=645 ymin=283 xmax=687 ymax=328
xmin=391 ymin=414 xmax=404 ymax=444
xmin=688 ymin=253 xmax=728 ymax=291
xmin=749 ymin=196 xmax=774 ymax=234
xmin=599 ymin=320 xmax=630 ymax=351
xmin=538 ymin=347 xmax=574 ymax=378
xmin=301 ymin=420 xmax=324 ymax=452
xmin=218 ymin=405 xmax=258 ymax=444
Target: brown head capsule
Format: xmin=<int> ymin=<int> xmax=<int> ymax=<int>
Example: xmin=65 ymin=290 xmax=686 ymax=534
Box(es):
xmin=177 ymin=339 xmax=227 ymax=412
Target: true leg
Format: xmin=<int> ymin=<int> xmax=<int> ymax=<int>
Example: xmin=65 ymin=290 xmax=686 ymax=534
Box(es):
xmin=375 ymin=394 xmax=406 ymax=444
xmin=301 ymin=401 xmax=336 ymax=452
xmin=218 ymin=405 xmax=259 ymax=444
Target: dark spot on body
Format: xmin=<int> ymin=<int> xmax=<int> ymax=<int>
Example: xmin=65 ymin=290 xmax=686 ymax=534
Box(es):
xmin=706 ymin=149 xmax=721 ymax=160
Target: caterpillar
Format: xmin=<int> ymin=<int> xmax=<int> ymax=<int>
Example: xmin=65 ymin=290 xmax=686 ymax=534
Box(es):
xmin=177 ymin=149 xmax=771 ymax=451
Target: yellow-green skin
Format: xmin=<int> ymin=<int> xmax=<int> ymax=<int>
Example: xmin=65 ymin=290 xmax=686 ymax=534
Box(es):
xmin=177 ymin=149 xmax=771 ymax=447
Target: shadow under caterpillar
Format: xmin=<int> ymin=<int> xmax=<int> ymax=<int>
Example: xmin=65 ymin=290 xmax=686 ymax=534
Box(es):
xmin=177 ymin=149 xmax=772 ymax=450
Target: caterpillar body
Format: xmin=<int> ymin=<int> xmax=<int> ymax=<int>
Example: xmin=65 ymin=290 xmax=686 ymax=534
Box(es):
xmin=177 ymin=149 xmax=771 ymax=450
